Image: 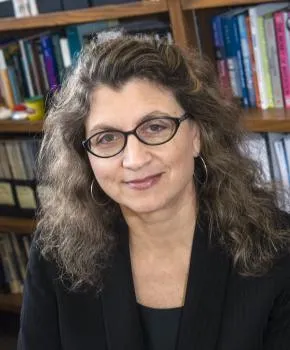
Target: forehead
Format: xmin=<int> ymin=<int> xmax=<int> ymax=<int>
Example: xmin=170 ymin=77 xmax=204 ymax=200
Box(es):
xmin=85 ymin=79 xmax=182 ymax=132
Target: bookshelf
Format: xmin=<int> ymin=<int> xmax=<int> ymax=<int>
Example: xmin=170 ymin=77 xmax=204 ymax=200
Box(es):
xmin=0 ymin=1 xmax=167 ymax=32
xmin=182 ymin=0 xmax=276 ymax=10
xmin=0 ymin=217 xmax=36 ymax=235
xmin=0 ymin=293 xmax=22 ymax=313
xmin=0 ymin=120 xmax=43 ymax=133
xmin=0 ymin=0 xmax=289 ymax=313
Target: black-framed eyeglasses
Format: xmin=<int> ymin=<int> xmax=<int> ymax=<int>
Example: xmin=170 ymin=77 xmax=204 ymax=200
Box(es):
xmin=82 ymin=112 xmax=191 ymax=158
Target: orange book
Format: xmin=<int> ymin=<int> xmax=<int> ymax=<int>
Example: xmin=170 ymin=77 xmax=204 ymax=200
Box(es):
xmin=246 ymin=15 xmax=261 ymax=109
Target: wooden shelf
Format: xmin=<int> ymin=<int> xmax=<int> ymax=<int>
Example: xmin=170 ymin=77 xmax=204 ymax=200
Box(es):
xmin=242 ymin=108 xmax=290 ymax=132
xmin=0 ymin=119 xmax=43 ymax=133
xmin=0 ymin=293 xmax=22 ymax=313
xmin=0 ymin=217 xmax=36 ymax=234
xmin=0 ymin=1 xmax=167 ymax=32
xmin=182 ymin=0 xmax=276 ymax=10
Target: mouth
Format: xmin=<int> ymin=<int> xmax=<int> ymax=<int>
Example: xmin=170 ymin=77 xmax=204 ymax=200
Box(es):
xmin=125 ymin=173 xmax=163 ymax=190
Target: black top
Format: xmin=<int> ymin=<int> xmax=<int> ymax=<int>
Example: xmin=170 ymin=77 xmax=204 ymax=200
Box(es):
xmin=18 ymin=209 xmax=290 ymax=350
xmin=137 ymin=303 xmax=183 ymax=350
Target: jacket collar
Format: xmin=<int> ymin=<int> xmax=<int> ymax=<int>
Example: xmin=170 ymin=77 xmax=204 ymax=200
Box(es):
xmin=101 ymin=210 xmax=230 ymax=350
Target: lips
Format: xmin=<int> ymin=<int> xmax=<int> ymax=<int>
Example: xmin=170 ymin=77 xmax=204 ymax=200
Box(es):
xmin=125 ymin=173 xmax=162 ymax=190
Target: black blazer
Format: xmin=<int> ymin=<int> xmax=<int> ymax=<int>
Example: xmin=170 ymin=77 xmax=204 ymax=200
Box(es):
xmin=18 ymin=212 xmax=290 ymax=350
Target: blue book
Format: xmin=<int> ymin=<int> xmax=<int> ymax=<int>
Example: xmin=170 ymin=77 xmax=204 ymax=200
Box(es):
xmin=237 ymin=13 xmax=256 ymax=107
xmin=65 ymin=26 xmax=82 ymax=64
xmin=232 ymin=15 xmax=250 ymax=107
xmin=40 ymin=35 xmax=59 ymax=91
xmin=221 ymin=13 xmax=243 ymax=103
xmin=212 ymin=15 xmax=231 ymax=94
xmin=8 ymin=66 xmax=21 ymax=105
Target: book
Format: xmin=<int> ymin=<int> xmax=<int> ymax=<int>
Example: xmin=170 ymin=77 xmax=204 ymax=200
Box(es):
xmin=212 ymin=15 xmax=232 ymax=97
xmin=221 ymin=10 xmax=244 ymax=103
xmin=0 ymin=234 xmax=22 ymax=294
xmin=274 ymin=10 xmax=290 ymax=109
xmin=40 ymin=35 xmax=59 ymax=91
xmin=264 ymin=13 xmax=284 ymax=108
xmin=0 ymin=48 xmax=15 ymax=109
xmin=19 ymin=39 xmax=35 ymax=97
xmin=237 ymin=13 xmax=256 ymax=107
xmin=249 ymin=2 xmax=287 ymax=109
xmin=11 ymin=0 xmax=30 ymax=17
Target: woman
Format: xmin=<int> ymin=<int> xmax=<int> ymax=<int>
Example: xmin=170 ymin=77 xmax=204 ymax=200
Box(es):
xmin=18 ymin=33 xmax=290 ymax=350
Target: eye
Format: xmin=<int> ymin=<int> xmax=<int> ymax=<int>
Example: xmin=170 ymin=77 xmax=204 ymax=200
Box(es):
xmin=94 ymin=132 xmax=120 ymax=145
xmin=147 ymin=123 xmax=167 ymax=133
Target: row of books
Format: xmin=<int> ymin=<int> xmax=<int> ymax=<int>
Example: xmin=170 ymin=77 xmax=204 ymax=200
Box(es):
xmin=0 ymin=138 xmax=40 ymax=217
xmin=212 ymin=2 xmax=290 ymax=110
xmin=0 ymin=0 xmax=140 ymax=18
xmin=244 ymin=132 xmax=290 ymax=210
xmin=0 ymin=232 xmax=31 ymax=294
xmin=0 ymin=16 xmax=171 ymax=111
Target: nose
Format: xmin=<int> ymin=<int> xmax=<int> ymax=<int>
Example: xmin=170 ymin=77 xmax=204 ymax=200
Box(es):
xmin=122 ymin=134 xmax=152 ymax=170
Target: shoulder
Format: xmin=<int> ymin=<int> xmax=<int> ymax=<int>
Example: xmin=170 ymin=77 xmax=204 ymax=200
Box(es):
xmin=27 ymin=237 xmax=59 ymax=287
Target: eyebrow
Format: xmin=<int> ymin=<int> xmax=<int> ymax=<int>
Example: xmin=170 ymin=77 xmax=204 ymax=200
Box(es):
xmin=88 ymin=110 xmax=172 ymax=135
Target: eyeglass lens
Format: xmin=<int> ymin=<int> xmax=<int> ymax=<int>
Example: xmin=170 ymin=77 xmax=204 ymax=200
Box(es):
xmin=88 ymin=118 xmax=177 ymax=157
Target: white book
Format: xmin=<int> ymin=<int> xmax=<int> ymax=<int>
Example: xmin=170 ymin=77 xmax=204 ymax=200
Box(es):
xmin=4 ymin=140 xmax=28 ymax=180
xmin=27 ymin=0 xmax=38 ymax=15
xmin=249 ymin=2 xmax=288 ymax=109
xmin=60 ymin=37 xmax=72 ymax=69
xmin=274 ymin=139 xmax=289 ymax=187
xmin=12 ymin=0 xmax=30 ymax=17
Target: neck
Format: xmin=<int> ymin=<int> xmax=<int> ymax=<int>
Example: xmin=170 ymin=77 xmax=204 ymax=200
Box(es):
xmin=121 ymin=183 xmax=198 ymax=254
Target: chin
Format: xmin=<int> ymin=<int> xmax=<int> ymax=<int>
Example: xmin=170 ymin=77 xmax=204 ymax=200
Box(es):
xmin=121 ymin=196 xmax=170 ymax=215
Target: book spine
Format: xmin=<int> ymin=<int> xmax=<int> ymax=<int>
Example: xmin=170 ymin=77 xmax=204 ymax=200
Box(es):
xmin=27 ymin=0 xmax=38 ymax=15
xmin=212 ymin=15 xmax=231 ymax=96
xmin=10 ymin=233 xmax=27 ymax=282
xmin=12 ymin=0 xmax=30 ymax=17
xmin=7 ymin=66 xmax=21 ymax=105
xmin=0 ymin=235 xmax=22 ymax=294
xmin=221 ymin=15 xmax=242 ymax=100
xmin=249 ymin=8 xmax=269 ymax=109
xmin=59 ymin=37 xmax=72 ymax=69
xmin=264 ymin=15 xmax=284 ymax=108
xmin=12 ymin=52 xmax=26 ymax=100
xmin=65 ymin=26 xmax=82 ymax=63
xmin=0 ymin=49 xmax=15 ymax=109
xmin=19 ymin=39 xmax=35 ymax=97
xmin=274 ymin=139 xmax=289 ymax=187
xmin=237 ymin=14 xmax=256 ymax=107
xmin=257 ymin=16 xmax=274 ymax=108
xmin=52 ymin=34 xmax=65 ymax=82
xmin=274 ymin=12 xmax=290 ymax=109
xmin=246 ymin=15 xmax=261 ymax=108
xmin=233 ymin=15 xmax=249 ymax=107
xmin=25 ymin=40 xmax=42 ymax=96
xmin=40 ymin=35 xmax=59 ymax=91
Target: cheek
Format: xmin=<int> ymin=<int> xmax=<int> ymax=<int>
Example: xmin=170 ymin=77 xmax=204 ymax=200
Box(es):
xmin=88 ymin=156 xmax=117 ymax=185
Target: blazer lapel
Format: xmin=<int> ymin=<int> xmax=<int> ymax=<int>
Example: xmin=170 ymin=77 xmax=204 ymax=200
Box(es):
xmin=101 ymin=220 xmax=145 ymax=350
xmin=176 ymin=211 xmax=230 ymax=350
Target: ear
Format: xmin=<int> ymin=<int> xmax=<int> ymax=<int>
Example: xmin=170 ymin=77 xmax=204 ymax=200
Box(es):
xmin=191 ymin=124 xmax=201 ymax=158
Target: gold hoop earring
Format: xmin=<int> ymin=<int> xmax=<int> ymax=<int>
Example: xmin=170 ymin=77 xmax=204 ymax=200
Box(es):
xmin=195 ymin=155 xmax=208 ymax=185
xmin=90 ymin=179 xmax=110 ymax=206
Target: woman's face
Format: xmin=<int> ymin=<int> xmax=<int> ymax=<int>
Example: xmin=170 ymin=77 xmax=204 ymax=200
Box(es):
xmin=85 ymin=78 xmax=200 ymax=214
